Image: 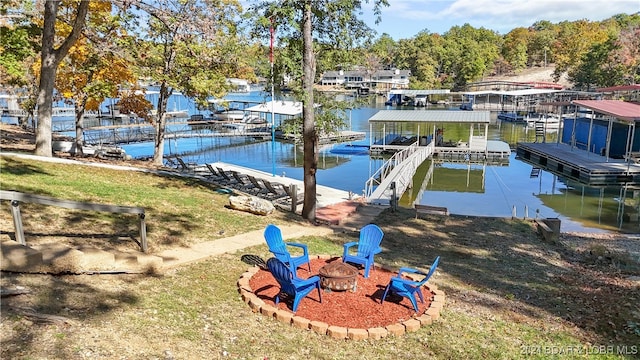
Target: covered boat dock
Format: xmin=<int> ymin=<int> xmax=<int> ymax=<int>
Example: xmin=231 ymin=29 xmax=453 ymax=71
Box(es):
xmin=516 ymin=100 xmax=640 ymax=186
xmin=368 ymin=109 xmax=511 ymax=161
xmin=365 ymin=109 xmax=511 ymax=205
xmin=384 ymin=89 xmax=451 ymax=106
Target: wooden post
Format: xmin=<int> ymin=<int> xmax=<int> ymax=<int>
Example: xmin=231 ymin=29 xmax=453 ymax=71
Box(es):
xmin=289 ymin=184 xmax=297 ymax=213
xmin=10 ymin=200 xmax=26 ymax=245
xmin=390 ymin=182 xmax=397 ymax=211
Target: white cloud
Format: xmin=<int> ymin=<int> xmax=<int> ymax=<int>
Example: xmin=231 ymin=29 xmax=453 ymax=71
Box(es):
xmin=367 ymin=0 xmax=639 ymax=37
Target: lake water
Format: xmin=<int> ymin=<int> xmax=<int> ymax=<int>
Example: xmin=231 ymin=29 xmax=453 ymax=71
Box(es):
xmin=5 ymin=90 xmax=638 ymax=234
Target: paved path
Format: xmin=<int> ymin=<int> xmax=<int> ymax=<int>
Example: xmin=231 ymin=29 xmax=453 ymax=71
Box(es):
xmin=158 ymin=224 xmax=335 ymax=269
xmin=158 ymin=203 xmax=386 ymax=269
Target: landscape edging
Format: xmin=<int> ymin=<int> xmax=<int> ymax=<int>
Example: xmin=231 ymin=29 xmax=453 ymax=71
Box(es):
xmin=237 ymin=255 xmax=444 ymax=340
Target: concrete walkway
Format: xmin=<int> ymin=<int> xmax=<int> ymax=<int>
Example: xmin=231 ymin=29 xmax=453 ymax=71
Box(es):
xmin=158 ymin=224 xmax=335 ymax=269
xmin=158 ymin=202 xmax=386 ymax=269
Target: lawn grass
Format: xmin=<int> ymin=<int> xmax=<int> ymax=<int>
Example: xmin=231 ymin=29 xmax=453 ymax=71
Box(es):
xmin=0 ymin=156 xmax=297 ymax=252
xmin=1 ymin=156 xmax=639 ymax=359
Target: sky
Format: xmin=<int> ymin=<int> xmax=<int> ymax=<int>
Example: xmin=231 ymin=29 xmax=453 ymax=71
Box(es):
xmin=361 ymin=0 xmax=640 ymax=39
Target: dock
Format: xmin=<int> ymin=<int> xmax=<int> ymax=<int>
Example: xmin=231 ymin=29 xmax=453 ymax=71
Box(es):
xmin=516 ymin=142 xmax=640 ymax=186
xmin=276 ymin=130 xmax=365 ymax=145
xmin=364 ymin=109 xmax=511 ymax=205
xmin=209 ymin=162 xmax=355 ymax=209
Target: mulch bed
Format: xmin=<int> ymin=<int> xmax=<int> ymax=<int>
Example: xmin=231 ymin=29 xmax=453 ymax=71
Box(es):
xmin=248 ymin=257 xmax=433 ymax=329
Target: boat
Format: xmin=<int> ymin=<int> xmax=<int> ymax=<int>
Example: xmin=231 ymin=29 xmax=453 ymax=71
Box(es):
xmin=527 ymin=114 xmax=561 ymax=130
xmin=497 ymin=112 xmax=526 ymax=122
xmin=213 ymin=108 xmax=245 ymax=121
xmin=221 ymin=114 xmax=267 ymax=131
xmin=459 ymin=102 xmax=473 ymax=111
xmin=413 ymin=95 xmax=428 ymax=107
xmin=207 ymin=99 xmax=246 ymax=121
xmin=329 ymin=144 xmax=370 ymax=155
xmin=188 ymin=114 xmax=215 ymax=125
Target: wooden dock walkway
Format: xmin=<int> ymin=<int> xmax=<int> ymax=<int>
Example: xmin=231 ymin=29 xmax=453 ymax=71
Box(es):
xmin=516 ymin=142 xmax=640 ymax=186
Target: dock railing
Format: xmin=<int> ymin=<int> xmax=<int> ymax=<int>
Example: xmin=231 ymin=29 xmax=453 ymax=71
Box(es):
xmin=364 ymin=141 xmax=433 ymax=205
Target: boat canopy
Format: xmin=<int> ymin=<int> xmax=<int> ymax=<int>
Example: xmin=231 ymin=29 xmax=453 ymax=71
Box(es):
xmin=244 ymin=100 xmax=318 ymax=116
xmin=369 ymin=110 xmax=490 ymax=124
xmin=462 ymin=89 xmax=561 ymax=96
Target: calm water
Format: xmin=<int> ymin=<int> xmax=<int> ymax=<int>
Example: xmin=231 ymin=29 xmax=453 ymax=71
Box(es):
xmin=5 ymin=90 xmax=638 ymax=234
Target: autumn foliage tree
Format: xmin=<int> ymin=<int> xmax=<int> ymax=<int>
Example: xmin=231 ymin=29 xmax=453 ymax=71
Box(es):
xmin=118 ymin=0 xmax=254 ymax=166
xmin=55 ymin=2 xmax=136 ymax=156
xmin=0 ymin=1 xmax=41 ymax=127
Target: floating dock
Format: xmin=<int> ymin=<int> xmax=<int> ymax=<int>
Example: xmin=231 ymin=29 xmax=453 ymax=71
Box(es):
xmin=516 ymin=142 xmax=640 ymax=186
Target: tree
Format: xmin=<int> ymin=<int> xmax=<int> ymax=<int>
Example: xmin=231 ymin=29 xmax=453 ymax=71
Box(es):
xmin=552 ymin=19 xmax=609 ymax=82
xmin=442 ymin=24 xmax=501 ymax=89
xmin=612 ymin=25 xmax=640 ymax=84
xmin=0 ymin=1 xmax=41 ymax=128
xmin=528 ymin=20 xmax=557 ymax=67
xmin=369 ymin=33 xmax=397 ymax=69
xmin=118 ymin=0 xmax=252 ymax=166
xmin=393 ymin=31 xmax=445 ymax=89
xmin=569 ymin=37 xmax=622 ymax=90
xmin=35 ymin=0 xmax=89 ymax=157
xmin=55 ymin=2 xmax=135 ymax=156
xmin=502 ymin=27 xmax=529 ymax=71
xmin=251 ymin=0 xmax=388 ymax=222
xmin=0 ymin=6 xmax=39 ymax=87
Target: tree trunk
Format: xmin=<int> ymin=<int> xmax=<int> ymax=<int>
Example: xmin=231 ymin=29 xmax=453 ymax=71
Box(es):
xmin=301 ymin=1 xmax=317 ymax=222
xmin=74 ymin=96 xmax=86 ymax=157
xmin=35 ymin=0 xmax=59 ymax=157
xmin=152 ymin=81 xmax=171 ymax=166
xmin=35 ymin=0 xmax=89 ymax=157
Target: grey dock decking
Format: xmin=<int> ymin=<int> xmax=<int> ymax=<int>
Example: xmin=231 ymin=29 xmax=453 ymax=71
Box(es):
xmin=516 ymin=142 xmax=640 ymax=186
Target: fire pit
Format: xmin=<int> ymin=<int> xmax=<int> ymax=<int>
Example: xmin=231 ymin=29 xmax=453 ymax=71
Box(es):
xmin=318 ymin=261 xmax=358 ymax=292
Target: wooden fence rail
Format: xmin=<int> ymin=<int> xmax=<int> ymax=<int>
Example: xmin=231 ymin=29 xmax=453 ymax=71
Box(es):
xmin=0 ymin=190 xmax=147 ymax=252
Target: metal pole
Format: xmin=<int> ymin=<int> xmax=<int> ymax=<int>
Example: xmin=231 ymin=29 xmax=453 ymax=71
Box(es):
xmin=270 ymin=21 xmax=276 ymax=177
xmin=271 ymin=89 xmax=275 ymax=176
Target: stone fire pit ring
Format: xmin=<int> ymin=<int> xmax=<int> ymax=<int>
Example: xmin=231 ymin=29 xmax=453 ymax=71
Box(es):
xmin=237 ymin=254 xmax=446 ymax=340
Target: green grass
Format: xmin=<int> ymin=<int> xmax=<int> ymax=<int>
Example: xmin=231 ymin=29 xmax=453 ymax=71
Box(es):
xmin=0 ymin=156 xmax=296 ymax=252
xmin=1 ymin=156 xmax=639 ymax=359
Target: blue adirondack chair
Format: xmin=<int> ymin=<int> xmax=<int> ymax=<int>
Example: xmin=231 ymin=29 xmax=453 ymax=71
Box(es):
xmin=381 ymin=256 xmax=440 ymax=312
xmin=267 ymin=257 xmax=322 ymax=312
xmin=342 ymin=224 xmax=384 ymax=278
xmin=264 ymin=224 xmax=311 ymax=272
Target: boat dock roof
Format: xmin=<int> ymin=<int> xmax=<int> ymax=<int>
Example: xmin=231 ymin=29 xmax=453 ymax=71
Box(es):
xmin=572 ymin=100 xmax=640 ymax=122
xmin=462 ymin=89 xmax=561 ymax=96
xmin=388 ymin=89 xmax=450 ymax=96
xmin=369 ymin=110 xmax=490 ymax=124
xmin=244 ymin=100 xmax=307 ymax=116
